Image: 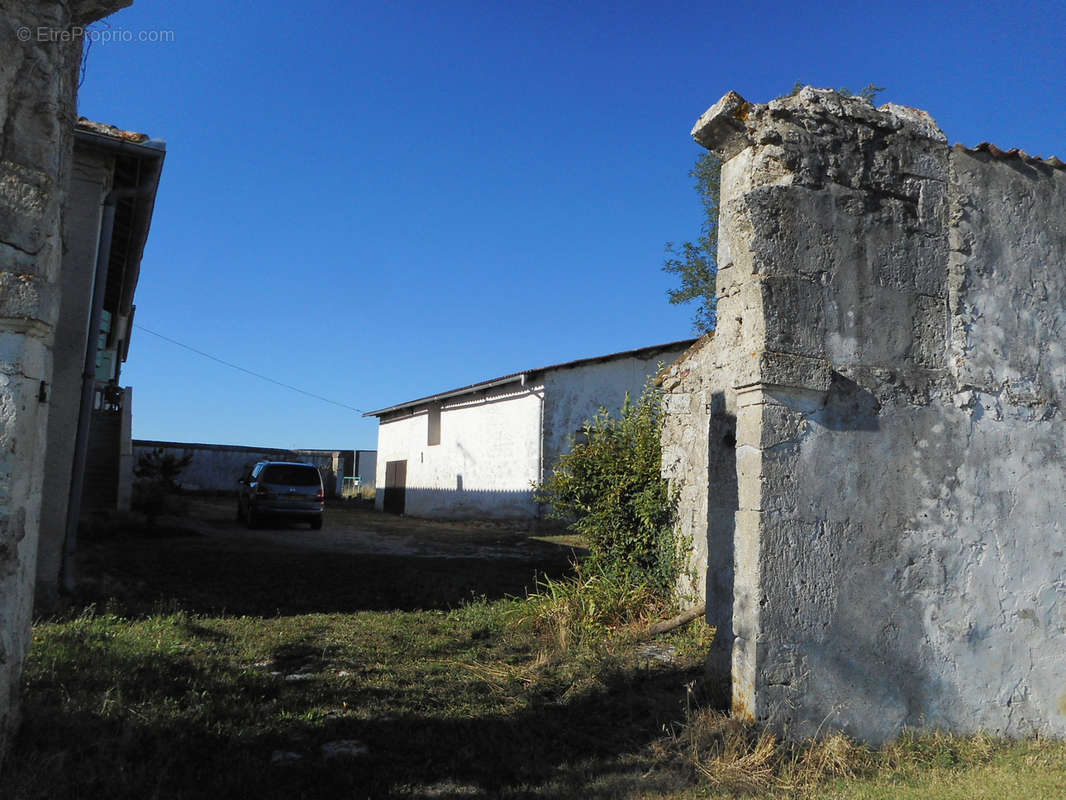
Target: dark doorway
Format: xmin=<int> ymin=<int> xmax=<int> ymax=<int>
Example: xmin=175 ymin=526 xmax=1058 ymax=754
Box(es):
xmin=706 ymin=391 xmax=738 ymax=705
xmin=383 ymin=460 xmax=407 ymax=515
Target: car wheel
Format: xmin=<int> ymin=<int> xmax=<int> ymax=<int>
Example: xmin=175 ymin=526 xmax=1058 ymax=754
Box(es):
xmin=309 ymin=516 xmax=323 ymax=530
xmin=236 ymin=502 xmax=244 ymax=522
xmin=247 ymin=506 xmax=259 ymax=529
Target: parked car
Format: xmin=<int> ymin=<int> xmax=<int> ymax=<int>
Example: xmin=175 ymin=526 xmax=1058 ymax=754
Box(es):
xmin=237 ymin=461 xmax=324 ymax=530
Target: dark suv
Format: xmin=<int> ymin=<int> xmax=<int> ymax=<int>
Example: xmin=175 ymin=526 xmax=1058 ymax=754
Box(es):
xmin=237 ymin=461 xmax=324 ymax=530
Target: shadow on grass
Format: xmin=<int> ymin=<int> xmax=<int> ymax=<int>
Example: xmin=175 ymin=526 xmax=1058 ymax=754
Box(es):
xmin=10 ymin=637 xmax=700 ymax=800
xmin=73 ymin=533 xmax=579 ymax=617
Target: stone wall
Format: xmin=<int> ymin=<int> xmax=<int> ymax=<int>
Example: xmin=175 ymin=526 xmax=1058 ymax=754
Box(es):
xmin=0 ymin=0 xmax=131 ymax=758
xmin=664 ymin=88 xmax=1066 ymax=743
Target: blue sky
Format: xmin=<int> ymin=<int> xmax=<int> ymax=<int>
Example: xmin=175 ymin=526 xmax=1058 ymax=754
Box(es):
xmin=77 ymin=0 xmax=1066 ymax=451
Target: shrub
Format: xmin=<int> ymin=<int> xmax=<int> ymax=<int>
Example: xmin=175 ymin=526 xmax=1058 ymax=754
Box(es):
xmin=534 ymin=379 xmax=684 ymax=597
xmin=132 ymin=448 xmax=192 ymax=523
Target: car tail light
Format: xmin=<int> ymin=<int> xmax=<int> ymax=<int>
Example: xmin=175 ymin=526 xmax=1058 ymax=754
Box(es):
xmin=255 ymin=485 xmax=270 ymax=496
xmin=316 ymin=489 xmax=324 ymax=501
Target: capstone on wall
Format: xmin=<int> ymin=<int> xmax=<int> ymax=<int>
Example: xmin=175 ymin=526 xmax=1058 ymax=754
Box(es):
xmin=0 ymin=0 xmax=132 ymax=759
xmin=664 ymin=87 xmax=1066 ymax=744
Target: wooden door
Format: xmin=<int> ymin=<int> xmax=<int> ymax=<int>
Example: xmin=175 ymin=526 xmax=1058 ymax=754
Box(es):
xmin=383 ymin=459 xmax=407 ymax=515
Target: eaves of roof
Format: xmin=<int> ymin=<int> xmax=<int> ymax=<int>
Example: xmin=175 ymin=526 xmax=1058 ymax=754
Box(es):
xmin=364 ymin=338 xmax=698 ymax=418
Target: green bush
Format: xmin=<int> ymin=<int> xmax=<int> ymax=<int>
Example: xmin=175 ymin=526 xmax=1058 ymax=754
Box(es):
xmin=534 ymin=379 xmax=684 ymax=597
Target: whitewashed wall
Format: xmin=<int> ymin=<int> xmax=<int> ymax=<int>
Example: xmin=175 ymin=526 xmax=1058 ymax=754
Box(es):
xmin=375 ymin=385 xmax=544 ymax=518
xmin=541 ymin=348 xmax=690 ymax=472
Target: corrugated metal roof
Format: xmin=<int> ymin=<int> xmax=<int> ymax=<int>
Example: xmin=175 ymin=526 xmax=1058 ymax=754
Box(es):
xmin=364 ymin=338 xmax=699 ymax=418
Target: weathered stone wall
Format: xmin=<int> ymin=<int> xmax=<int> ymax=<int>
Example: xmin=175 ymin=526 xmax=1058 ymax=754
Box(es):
xmin=0 ymin=0 xmax=131 ymax=758
xmin=666 ymin=87 xmax=1066 ymax=743
xmin=660 ymin=334 xmax=739 ymax=686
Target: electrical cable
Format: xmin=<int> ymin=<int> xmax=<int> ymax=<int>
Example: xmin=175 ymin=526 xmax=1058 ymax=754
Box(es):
xmin=133 ymin=324 xmax=364 ymax=413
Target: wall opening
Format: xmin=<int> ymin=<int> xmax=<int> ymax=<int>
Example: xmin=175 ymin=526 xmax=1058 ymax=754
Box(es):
xmin=427 ymin=404 xmax=441 ymax=446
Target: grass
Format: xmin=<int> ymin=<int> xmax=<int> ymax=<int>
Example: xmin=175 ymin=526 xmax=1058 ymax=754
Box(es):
xmin=7 ymin=508 xmax=1066 ymax=798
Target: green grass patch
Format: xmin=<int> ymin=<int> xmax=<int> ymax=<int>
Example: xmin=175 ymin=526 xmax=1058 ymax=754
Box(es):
xmin=8 ymin=517 xmax=1066 ymax=799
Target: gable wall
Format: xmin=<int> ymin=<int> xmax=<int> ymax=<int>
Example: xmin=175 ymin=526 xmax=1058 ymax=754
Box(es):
xmin=374 ymin=385 xmax=543 ymax=519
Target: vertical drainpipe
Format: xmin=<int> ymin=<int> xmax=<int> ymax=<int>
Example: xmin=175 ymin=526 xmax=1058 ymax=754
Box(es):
xmin=534 ymin=375 xmax=544 ymax=524
xmin=61 ymin=191 xmax=117 ymax=593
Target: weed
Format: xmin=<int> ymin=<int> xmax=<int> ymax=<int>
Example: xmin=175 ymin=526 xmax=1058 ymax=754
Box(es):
xmin=508 ymin=562 xmax=666 ymax=653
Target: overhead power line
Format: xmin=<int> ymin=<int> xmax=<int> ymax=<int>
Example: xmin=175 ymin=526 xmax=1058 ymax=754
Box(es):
xmin=133 ymin=324 xmax=364 ymax=413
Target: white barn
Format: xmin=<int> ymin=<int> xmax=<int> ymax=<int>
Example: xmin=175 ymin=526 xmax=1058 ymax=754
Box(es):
xmin=365 ymin=340 xmax=695 ymax=519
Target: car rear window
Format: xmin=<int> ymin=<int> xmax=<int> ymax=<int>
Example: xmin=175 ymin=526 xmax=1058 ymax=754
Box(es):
xmin=260 ymin=465 xmax=320 ymax=486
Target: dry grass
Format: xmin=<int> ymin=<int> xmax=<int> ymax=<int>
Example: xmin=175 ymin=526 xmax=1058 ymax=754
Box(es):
xmin=649 ymin=707 xmax=1065 ymax=800
xmin=507 ymin=564 xmax=669 ymax=653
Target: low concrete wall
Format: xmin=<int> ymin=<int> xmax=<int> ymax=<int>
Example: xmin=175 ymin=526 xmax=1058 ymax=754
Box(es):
xmin=132 ymin=440 xmax=352 ymax=497
xmin=666 ymin=88 xmax=1066 ymax=743
xmin=354 ymin=450 xmax=376 ymax=487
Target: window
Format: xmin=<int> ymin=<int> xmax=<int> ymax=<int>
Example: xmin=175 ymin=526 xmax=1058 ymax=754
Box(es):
xmin=261 ymin=465 xmax=321 ymax=486
xmin=427 ymin=404 xmax=441 ymax=446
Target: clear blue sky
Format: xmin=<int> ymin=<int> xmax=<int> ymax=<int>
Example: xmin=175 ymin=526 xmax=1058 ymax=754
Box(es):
xmin=77 ymin=0 xmax=1066 ymax=452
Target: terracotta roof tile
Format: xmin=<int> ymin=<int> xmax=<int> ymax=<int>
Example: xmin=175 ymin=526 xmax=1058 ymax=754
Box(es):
xmin=76 ymin=117 xmax=150 ymax=143
xmin=955 ymin=142 xmax=1065 ymax=171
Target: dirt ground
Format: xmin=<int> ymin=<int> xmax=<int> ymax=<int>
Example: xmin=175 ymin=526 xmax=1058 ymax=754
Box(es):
xmin=71 ymin=497 xmax=586 ymax=616
xmin=185 ymin=496 xmax=584 ymax=559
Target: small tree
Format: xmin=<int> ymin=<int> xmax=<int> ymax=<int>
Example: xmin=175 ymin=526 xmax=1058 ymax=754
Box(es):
xmin=132 ymin=448 xmax=192 ymax=525
xmin=535 ymin=380 xmax=683 ymax=597
xmin=664 ymin=84 xmax=885 ymax=334
xmin=663 ymin=151 xmax=721 ymax=334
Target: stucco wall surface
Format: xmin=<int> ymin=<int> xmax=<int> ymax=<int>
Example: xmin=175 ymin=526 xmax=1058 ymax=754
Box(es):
xmin=36 ymin=149 xmax=113 ymax=609
xmin=374 ymin=387 xmax=543 ymax=518
xmin=542 ymin=347 xmax=691 ymax=472
xmin=0 ymin=0 xmax=131 ymax=759
xmin=674 ymin=87 xmax=1066 ymax=744
xmin=660 ymin=333 xmax=740 ymax=687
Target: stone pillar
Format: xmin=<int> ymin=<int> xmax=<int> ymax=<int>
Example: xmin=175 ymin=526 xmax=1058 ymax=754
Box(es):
xmin=0 ymin=0 xmax=132 ymax=759
xmin=691 ymin=88 xmax=955 ymax=742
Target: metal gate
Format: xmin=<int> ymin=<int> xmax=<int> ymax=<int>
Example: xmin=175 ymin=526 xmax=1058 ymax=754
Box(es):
xmin=383 ymin=459 xmax=406 ymax=515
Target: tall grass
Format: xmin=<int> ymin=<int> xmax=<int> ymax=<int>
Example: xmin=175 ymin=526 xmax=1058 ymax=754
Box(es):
xmin=508 ymin=563 xmax=666 ymax=652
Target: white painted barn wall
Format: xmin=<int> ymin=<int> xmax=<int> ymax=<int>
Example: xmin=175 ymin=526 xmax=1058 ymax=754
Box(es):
xmin=541 ymin=350 xmax=686 ymax=472
xmin=372 ymin=343 xmax=692 ymax=520
xmin=375 ymin=385 xmax=544 ymax=518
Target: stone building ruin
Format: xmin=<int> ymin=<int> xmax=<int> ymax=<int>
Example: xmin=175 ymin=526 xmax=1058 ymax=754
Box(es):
xmin=661 ymin=88 xmax=1066 ymax=744
xmin=0 ymin=0 xmax=134 ymax=758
